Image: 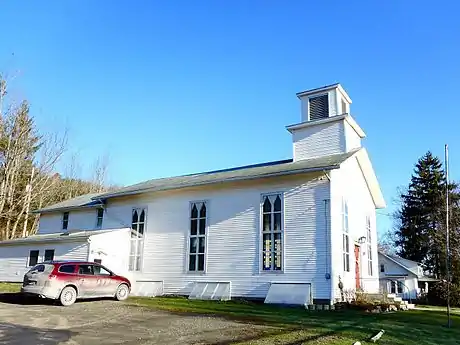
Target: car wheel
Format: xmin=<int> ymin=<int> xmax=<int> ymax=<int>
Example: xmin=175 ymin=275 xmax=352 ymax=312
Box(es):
xmin=59 ymin=286 xmax=77 ymax=306
xmin=115 ymin=284 xmax=129 ymax=301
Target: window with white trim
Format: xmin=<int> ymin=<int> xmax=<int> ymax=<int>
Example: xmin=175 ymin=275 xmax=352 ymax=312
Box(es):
xmin=342 ymin=199 xmax=350 ymax=272
xmin=189 ymin=202 xmax=207 ymax=272
xmin=367 ymin=216 xmax=373 ymax=276
xmin=62 ymin=212 xmax=69 ymax=230
xmin=390 ymin=280 xmax=404 ymax=294
xmin=130 ymin=208 xmax=146 ymax=271
xmin=262 ymin=194 xmax=283 ymax=271
xmin=96 ymin=208 xmax=104 ymax=229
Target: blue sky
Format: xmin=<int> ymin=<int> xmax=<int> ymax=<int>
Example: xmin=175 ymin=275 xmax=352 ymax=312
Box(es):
xmin=1 ymin=1 xmax=459 ymax=237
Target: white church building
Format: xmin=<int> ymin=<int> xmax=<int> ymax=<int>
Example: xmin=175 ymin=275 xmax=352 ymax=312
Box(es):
xmin=0 ymin=84 xmax=385 ymax=305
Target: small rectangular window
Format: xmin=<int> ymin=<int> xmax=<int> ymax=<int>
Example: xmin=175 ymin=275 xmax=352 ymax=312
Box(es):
xmin=62 ymin=212 xmax=69 ymax=230
xmin=189 ymin=201 xmax=207 ymax=272
xmin=309 ymin=94 xmax=329 ymax=120
xmin=44 ymin=249 xmax=54 ymax=262
xmin=380 ymin=264 xmax=385 ymax=273
xmin=96 ymin=208 xmax=104 ymax=229
xmin=28 ymin=250 xmax=39 ymax=267
xmin=59 ymin=264 xmax=76 ymax=274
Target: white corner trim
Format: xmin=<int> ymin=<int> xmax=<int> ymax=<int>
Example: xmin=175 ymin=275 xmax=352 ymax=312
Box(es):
xmin=344 ymin=115 xmax=366 ymax=138
xmin=336 ymin=84 xmax=352 ymax=104
xmin=355 ymin=149 xmax=386 ymax=209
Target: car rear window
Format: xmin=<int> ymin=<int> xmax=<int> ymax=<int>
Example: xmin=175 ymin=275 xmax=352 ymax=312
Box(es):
xmin=58 ymin=264 xmax=76 ymax=273
xmin=28 ymin=264 xmax=54 ymax=273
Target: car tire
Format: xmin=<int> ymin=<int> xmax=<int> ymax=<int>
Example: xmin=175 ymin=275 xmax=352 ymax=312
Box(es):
xmin=115 ymin=284 xmax=129 ymax=301
xmin=59 ymin=286 xmax=77 ymax=306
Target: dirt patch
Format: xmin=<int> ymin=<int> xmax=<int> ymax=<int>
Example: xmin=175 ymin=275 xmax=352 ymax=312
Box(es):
xmin=0 ymin=296 xmax=273 ymax=344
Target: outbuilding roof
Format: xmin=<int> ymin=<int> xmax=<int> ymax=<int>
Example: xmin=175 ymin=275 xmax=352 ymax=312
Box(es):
xmin=35 ymin=193 xmax=104 ymax=214
xmin=0 ymin=229 xmax=125 ymax=245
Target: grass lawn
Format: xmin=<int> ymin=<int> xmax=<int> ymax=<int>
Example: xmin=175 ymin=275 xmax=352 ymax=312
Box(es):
xmin=0 ymin=282 xmax=21 ymax=293
xmin=128 ymin=297 xmax=460 ymax=345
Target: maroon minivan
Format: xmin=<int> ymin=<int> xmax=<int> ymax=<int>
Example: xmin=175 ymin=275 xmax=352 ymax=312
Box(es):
xmin=21 ymin=261 xmax=131 ymax=306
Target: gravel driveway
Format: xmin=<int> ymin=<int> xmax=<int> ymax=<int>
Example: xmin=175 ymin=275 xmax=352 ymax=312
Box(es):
xmin=0 ymin=295 xmax=271 ymax=345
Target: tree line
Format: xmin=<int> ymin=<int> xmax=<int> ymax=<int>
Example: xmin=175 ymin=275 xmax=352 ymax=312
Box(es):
xmin=0 ymin=74 xmax=112 ymax=240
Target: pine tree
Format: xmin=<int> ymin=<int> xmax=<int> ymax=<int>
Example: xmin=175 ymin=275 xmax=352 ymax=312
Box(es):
xmin=395 ymin=152 xmax=447 ymax=277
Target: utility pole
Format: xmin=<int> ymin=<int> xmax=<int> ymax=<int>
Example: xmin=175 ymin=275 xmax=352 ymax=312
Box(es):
xmin=445 ymin=144 xmax=451 ymax=328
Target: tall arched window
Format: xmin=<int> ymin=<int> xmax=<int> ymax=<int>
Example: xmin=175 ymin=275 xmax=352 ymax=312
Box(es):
xmin=130 ymin=208 xmax=146 ymax=271
xmin=189 ymin=201 xmax=207 ymax=272
xmin=367 ymin=215 xmax=373 ymax=276
xmin=262 ymin=194 xmax=283 ymax=271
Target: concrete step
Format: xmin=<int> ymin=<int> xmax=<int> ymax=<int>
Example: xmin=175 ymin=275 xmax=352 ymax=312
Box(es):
xmin=407 ymin=304 xmax=415 ymax=310
xmin=393 ymin=297 xmax=402 ymax=302
xmin=386 ymin=293 xmax=396 ymax=299
xmin=400 ymin=300 xmax=408 ymax=305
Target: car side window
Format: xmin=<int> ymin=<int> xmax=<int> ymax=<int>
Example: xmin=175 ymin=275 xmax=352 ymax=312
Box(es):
xmin=78 ymin=264 xmax=94 ymax=275
xmin=59 ymin=265 xmax=76 ymax=274
xmin=93 ymin=265 xmax=111 ymax=276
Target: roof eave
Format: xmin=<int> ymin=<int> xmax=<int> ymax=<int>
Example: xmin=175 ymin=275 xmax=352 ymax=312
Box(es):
xmin=296 ymin=83 xmax=340 ymax=98
xmin=33 ymin=203 xmax=103 ymax=215
xmin=286 ymin=115 xmax=347 ymax=133
xmin=94 ymin=165 xmax=340 ymax=200
xmin=379 ymin=252 xmax=417 ymax=276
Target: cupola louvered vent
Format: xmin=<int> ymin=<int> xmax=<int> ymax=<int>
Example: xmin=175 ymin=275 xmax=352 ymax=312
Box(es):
xmin=309 ymin=95 xmax=329 ymax=120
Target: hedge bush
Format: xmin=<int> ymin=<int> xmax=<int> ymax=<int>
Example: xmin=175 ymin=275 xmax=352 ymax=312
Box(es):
xmin=426 ymin=281 xmax=460 ymax=306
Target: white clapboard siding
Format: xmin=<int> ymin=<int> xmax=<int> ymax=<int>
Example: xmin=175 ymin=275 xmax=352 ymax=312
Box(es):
xmin=87 ymin=228 xmax=131 ymax=277
xmin=330 ymin=156 xmax=379 ymax=300
xmin=39 ymin=209 xmax=100 ymax=234
xmin=97 ymin=173 xmax=332 ymax=300
xmin=0 ymin=240 xmax=89 ymax=282
xmin=292 ymin=121 xmax=345 ymax=161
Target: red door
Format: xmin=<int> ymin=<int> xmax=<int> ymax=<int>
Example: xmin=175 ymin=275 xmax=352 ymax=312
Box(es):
xmin=354 ymin=245 xmax=361 ymax=289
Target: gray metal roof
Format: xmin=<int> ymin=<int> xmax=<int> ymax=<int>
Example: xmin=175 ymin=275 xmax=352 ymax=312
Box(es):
xmin=0 ymin=229 xmax=123 ymax=246
xmin=35 ymin=192 xmax=104 ymax=214
xmin=97 ymin=149 xmax=360 ymax=199
xmin=34 ymin=149 xmax=360 ymax=214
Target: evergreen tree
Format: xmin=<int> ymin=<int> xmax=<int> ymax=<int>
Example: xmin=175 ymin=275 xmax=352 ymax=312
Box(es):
xmin=395 ymin=152 xmax=447 ymax=277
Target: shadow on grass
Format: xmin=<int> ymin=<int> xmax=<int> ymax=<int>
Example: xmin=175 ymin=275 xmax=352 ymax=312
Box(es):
xmin=128 ymin=297 xmax=460 ymax=344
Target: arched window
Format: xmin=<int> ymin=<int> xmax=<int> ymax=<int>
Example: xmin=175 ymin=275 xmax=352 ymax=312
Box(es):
xmin=189 ymin=201 xmax=207 ymax=272
xmin=130 ymin=207 xmax=146 ymax=271
xmin=262 ymin=194 xmax=283 ymax=271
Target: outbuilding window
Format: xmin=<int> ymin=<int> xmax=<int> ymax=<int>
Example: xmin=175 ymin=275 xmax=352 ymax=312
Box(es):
xmin=189 ymin=202 xmax=207 ymax=272
xmin=62 ymin=212 xmax=69 ymax=230
xmin=96 ymin=208 xmax=104 ymax=229
xmin=28 ymin=250 xmax=39 ymax=267
xmin=44 ymin=249 xmax=55 ymax=262
xmin=261 ymin=194 xmax=283 ymax=271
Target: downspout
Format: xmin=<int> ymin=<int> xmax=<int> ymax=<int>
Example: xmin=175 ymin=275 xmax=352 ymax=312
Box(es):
xmin=323 ymin=170 xmax=333 ymax=303
xmin=86 ymin=237 xmax=91 ymax=261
